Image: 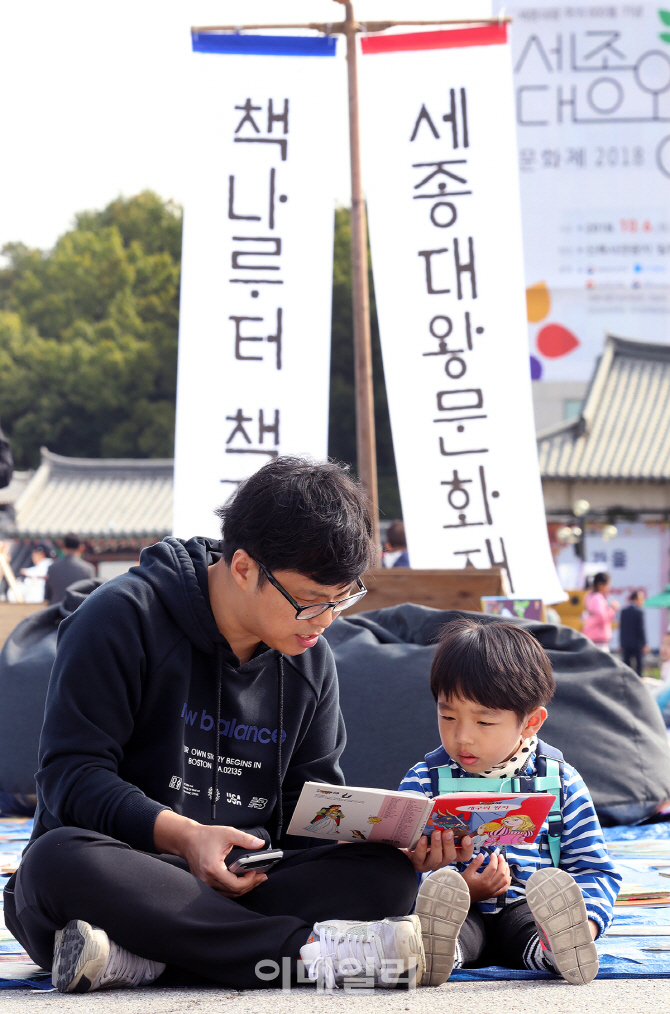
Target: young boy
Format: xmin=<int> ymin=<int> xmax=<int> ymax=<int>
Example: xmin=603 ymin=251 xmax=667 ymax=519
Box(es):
xmin=400 ymin=616 xmax=621 ymax=987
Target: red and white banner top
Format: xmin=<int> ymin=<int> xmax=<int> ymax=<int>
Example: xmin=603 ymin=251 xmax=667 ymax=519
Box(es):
xmin=361 ymin=24 xmax=507 ymax=56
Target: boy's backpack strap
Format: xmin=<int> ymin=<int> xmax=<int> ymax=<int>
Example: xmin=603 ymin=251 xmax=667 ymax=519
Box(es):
xmin=534 ymin=738 xmax=565 ymax=868
xmin=436 ymin=762 xmax=458 ymax=796
xmin=436 ymin=765 xmax=516 ymax=795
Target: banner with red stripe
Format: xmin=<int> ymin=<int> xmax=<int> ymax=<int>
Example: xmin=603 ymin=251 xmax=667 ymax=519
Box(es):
xmin=361 ymin=23 xmax=507 ymax=55
xmin=359 ymin=29 xmax=564 ymax=601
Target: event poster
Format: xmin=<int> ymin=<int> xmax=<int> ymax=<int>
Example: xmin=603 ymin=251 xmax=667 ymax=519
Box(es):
xmin=360 ymin=26 xmax=564 ymax=602
xmin=495 ymin=2 xmax=670 ymax=380
xmin=173 ymin=34 xmax=338 ymax=538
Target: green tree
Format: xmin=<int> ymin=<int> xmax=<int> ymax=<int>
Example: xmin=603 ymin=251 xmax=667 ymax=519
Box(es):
xmin=328 ymin=207 xmax=401 ymax=519
xmin=0 ymin=192 xmax=402 ymax=518
xmin=0 ymin=191 xmax=181 ymax=467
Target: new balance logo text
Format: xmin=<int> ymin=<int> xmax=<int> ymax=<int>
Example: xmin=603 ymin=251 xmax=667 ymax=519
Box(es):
xmin=181 ymin=704 xmax=287 ymax=745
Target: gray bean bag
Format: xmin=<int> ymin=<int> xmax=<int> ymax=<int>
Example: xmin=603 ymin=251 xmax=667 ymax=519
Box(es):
xmin=325 ymin=604 xmax=670 ymax=826
xmin=0 ymin=579 xmax=102 ymax=811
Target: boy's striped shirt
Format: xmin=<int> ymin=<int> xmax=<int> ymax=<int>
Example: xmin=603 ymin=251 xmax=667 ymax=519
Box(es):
xmin=399 ymin=746 xmax=621 ymax=934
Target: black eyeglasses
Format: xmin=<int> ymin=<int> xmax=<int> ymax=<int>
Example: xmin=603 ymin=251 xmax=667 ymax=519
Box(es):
xmin=250 ymin=557 xmax=367 ymax=620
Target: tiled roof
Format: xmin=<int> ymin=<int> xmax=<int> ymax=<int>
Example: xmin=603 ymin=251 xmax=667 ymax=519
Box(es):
xmin=13 ymin=448 xmax=173 ymax=538
xmin=537 ymin=336 xmax=670 ymax=481
xmin=0 ymin=470 xmax=34 ymax=507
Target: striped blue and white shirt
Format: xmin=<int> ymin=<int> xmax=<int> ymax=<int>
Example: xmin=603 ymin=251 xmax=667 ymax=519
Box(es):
xmin=398 ymin=745 xmax=621 ymax=936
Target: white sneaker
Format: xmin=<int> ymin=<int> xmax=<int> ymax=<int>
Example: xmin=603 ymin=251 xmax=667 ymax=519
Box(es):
xmin=52 ymin=919 xmax=166 ymax=993
xmin=299 ymin=916 xmax=425 ymax=989
xmin=415 ymin=867 xmax=471 ymax=986
xmin=526 ymin=867 xmax=599 ymax=985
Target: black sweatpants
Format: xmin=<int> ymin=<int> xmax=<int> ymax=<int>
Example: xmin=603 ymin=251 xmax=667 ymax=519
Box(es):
xmin=457 ymin=899 xmax=546 ymax=971
xmin=4 ymin=827 xmax=418 ymax=990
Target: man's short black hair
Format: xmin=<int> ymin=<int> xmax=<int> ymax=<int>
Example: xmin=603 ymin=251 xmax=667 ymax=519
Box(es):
xmin=215 ymin=456 xmax=376 ymax=586
xmin=63 ymin=533 xmax=81 ymax=550
xmin=430 ymin=616 xmax=555 ymax=723
xmin=629 ymin=590 xmax=640 ymax=602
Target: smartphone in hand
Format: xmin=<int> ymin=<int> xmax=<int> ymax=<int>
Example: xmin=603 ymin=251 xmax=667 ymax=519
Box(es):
xmin=227 ymin=849 xmax=284 ymax=876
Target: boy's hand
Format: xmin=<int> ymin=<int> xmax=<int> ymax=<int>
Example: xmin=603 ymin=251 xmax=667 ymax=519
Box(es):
xmin=461 ymin=851 xmax=511 ymax=902
xmin=403 ymin=830 xmax=475 ymax=874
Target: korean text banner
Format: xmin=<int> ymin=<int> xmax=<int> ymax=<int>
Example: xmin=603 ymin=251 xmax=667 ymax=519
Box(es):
xmin=360 ymin=26 xmax=564 ymax=602
xmin=173 ymin=34 xmax=338 ymax=538
xmin=495 ymin=2 xmax=670 ymax=381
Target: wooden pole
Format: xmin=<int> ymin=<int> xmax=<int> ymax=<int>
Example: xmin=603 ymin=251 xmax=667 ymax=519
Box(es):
xmin=192 ymin=19 xmax=511 ymax=33
xmin=339 ymin=0 xmax=379 ymax=547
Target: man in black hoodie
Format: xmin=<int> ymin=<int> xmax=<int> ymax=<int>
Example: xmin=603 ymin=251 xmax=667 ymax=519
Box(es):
xmin=4 ymin=457 xmax=473 ymax=993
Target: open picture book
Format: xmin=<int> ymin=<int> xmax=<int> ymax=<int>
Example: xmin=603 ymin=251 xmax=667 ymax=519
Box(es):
xmin=287 ymin=782 xmax=556 ymax=851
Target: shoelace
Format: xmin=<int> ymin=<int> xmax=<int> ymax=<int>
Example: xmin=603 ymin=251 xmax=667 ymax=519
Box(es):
xmin=99 ymin=941 xmax=162 ymax=988
xmin=307 ymin=924 xmax=384 ymax=989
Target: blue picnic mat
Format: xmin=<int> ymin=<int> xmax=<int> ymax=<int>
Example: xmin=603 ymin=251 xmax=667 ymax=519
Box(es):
xmin=452 ymin=823 xmax=670 ymax=980
xmin=3 ymin=818 xmax=670 ymax=986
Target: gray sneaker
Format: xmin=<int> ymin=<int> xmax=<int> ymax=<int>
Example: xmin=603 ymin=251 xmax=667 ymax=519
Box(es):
xmin=415 ymin=868 xmax=471 ymax=986
xmin=526 ymin=867 xmax=599 ymax=985
xmin=53 ymin=920 xmax=166 ymax=993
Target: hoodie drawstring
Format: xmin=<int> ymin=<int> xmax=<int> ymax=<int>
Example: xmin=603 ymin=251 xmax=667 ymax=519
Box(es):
xmin=276 ymin=653 xmax=285 ymax=841
xmin=211 ymin=644 xmax=224 ymax=820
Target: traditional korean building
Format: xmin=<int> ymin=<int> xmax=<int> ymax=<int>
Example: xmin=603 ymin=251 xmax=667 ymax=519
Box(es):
xmin=9 ymin=448 xmax=173 ymax=580
xmin=537 ymin=334 xmax=670 ymax=648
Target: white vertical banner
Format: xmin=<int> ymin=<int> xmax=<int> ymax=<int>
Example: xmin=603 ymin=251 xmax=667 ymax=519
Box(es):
xmin=494 ymin=3 xmax=670 ymax=382
xmin=173 ymin=33 xmax=339 ymax=538
xmin=360 ymin=26 xmax=564 ymax=601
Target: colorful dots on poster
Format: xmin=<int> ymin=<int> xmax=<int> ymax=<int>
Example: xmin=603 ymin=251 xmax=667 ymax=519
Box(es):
xmin=536 ymin=323 xmax=580 ymax=359
xmin=526 ymin=281 xmax=580 ymax=363
xmin=526 ymin=281 xmax=551 ymax=323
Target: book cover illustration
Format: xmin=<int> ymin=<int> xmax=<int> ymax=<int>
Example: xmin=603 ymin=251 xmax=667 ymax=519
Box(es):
xmin=289 ymin=783 xmax=432 ymax=848
xmin=424 ymin=792 xmax=556 ymax=848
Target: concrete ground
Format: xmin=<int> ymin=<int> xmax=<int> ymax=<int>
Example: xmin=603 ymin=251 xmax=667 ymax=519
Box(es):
xmin=1 ymin=979 xmax=668 ymax=1012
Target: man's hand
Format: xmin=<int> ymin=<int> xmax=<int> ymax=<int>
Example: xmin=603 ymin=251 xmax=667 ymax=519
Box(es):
xmin=588 ymin=920 xmax=599 ymax=940
xmin=403 ymin=830 xmax=475 ymax=874
xmin=461 ymin=851 xmax=511 ymax=903
xmin=153 ymin=810 xmax=267 ymax=898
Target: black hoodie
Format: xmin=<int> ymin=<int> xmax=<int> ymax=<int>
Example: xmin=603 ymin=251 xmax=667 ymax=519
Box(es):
xmin=31 ymin=537 xmax=346 ymax=852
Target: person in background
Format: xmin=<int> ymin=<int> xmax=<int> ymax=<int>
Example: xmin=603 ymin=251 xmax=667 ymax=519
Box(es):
xmin=382 ymin=520 xmax=409 ymax=568
xmin=659 ymin=632 xmax=670 ymax=684
xmin=582 ymin=572 xmax=619 ymax=652
xmin=45 ymin=534 xmax=95 ymax=605
xmin=619 ymin=590 xmax=648 ymax=677
xmin=18 ymin=543 xmax=54 ymax=604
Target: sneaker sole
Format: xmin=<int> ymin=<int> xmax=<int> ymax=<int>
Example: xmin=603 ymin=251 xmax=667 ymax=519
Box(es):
xmin=526 ymin=868 xmax=599 ymax=985
xmin=380 ymin=915 xmax=426 ymax=988
xmin=53 ymin=920 xmax=109 ymax=993
xmin=415 ymin=869 xmax=471 ymax=986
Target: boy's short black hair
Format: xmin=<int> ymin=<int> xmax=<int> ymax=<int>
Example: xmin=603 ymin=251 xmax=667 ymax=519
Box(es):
xmin=215 ymin=456 xmax=376 ymax=586
xmin=430 ymin=616 xmax=555 ymax=723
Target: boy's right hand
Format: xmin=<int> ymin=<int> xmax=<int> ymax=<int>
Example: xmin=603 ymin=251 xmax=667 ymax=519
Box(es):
xmin=461 ymin=851 xmax=511 ymax=902
xmin=403 ymin=829 xmax=475 ymax=873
